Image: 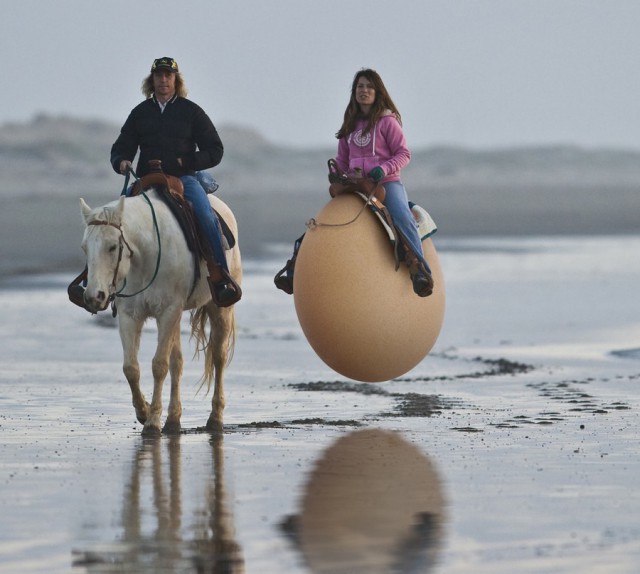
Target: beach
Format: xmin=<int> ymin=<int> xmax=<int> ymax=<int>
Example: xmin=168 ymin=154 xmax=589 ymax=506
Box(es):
xmin=1 ymin=234 xmax=639 ymax=573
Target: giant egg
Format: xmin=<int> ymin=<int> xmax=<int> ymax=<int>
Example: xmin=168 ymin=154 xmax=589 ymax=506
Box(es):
xmin=293 ymin=193 xmax=445 ymax=382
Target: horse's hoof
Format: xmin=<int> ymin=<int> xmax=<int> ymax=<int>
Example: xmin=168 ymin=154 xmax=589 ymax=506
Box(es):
xmin=205 ymin=417 xmax=224 ymax=434
xmin=141 ymin=423 xmax=161 ymax=436
xmin=136 ymin=402 xmax=151 ymax=425
xmin=162 ymin=421 xmax=182 ymax=435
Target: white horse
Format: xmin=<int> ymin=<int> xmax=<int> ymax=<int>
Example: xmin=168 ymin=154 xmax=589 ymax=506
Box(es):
xmin=79 ymin=190 xmax=241 ymax=435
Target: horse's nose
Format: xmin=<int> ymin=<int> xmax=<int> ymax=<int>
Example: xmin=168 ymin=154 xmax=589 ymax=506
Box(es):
xmin=85 ymin=289 xmax=108 ymax=311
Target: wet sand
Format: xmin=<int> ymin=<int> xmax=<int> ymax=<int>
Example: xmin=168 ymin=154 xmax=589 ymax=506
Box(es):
xmin=1 ymin=236 xmax=640 ymax=573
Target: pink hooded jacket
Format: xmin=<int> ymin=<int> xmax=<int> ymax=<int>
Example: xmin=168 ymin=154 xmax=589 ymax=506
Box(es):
xmin=335 ymin=111 xmax=411 ymax=183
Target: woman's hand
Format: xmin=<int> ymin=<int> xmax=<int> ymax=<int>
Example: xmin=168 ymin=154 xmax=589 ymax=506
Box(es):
xmin=368 ymin=166 xmax=385 ymax=182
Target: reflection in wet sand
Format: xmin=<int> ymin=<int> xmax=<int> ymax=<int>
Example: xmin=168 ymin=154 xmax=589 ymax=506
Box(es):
xmin=72 ymin=435 xmax=244 ymax=572
xmin=282 ymin=428 xmax=447 ymax=573
xmin=191 ymin=435 xmax=245 ymax=573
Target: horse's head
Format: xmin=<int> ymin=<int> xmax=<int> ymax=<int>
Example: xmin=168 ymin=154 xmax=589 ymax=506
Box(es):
xmin=80 ymin=197 xmax=134 ymax=312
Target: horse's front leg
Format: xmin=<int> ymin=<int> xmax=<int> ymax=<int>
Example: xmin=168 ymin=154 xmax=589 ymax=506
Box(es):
xmin=119 ymin=313 xmax=150 ymax=425
xmin=145 ymin=309 xmax=182 ymax=436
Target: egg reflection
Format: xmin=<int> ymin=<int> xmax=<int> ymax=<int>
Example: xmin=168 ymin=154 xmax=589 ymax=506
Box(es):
xmin=293 ymin=193 xmax=445 ymax=382
xmin=281 ymin=428 xmax=447 ymax=573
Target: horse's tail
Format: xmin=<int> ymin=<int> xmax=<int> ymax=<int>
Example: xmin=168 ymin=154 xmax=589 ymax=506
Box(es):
xmin=190 ymin=303 xmax=236 ymax=394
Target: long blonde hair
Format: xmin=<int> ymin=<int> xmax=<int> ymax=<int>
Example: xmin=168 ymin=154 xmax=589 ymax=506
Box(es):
xmin=141 ymin=72 xmax=188 ymax=99
xmin=336 ymin=69 xmax=402 ymax=139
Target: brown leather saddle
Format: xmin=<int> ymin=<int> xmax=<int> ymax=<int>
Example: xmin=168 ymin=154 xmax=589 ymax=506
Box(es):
xmin=327 ymin=158 xmax=386 ymax=203
xmin=130 ymin=160 xmax=236 ymax=253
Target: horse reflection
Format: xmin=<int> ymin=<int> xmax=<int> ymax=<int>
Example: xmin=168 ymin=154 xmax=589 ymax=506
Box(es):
xmin=73 ymin=435 xmax=244 ymax=573
xmin=281 ymin=428 xmax=447 ymax=574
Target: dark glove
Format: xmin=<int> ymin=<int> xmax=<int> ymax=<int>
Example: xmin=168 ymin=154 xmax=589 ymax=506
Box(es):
xmin=368 ymin=166 xmax=384 ymax=182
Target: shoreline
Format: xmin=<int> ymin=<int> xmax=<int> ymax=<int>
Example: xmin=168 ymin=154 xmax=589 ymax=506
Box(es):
xmin=2 ymin=178 xmax=639 ymax=279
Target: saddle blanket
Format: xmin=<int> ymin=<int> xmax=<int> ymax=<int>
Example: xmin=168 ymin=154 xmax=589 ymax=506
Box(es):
xmin=354 ymin=191 xmax=438 ymax=243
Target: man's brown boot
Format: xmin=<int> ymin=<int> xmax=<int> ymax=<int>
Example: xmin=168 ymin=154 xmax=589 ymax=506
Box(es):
xmin=206 ymin=261 xmax=242 ymax=307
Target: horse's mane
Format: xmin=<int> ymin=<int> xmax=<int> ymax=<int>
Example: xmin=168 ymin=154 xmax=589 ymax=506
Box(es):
xmin=106 ymin=201 xmax=125 ymax=224
xmin=89 ymin=199 xmax=126 ymax=227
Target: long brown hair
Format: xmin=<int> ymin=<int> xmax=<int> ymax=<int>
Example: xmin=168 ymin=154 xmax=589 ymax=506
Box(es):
xmin=335 ymin=69 xmax=402 ymax=139
xmin=141 ymin=72 xmax=188 ymax=99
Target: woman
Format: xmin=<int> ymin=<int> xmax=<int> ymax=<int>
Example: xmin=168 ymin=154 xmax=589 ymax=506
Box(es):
xmin=274 ymin=69 xmax=433 ymax=297
xmin=110 ymin=57 xmax=240 ymax=307
xmin=335 ymin=68 xmax=433 ymax=297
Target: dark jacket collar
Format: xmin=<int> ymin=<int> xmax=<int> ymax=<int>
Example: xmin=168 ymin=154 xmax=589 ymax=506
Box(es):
xmin=152 ymin=93 xmax=179 ymax=106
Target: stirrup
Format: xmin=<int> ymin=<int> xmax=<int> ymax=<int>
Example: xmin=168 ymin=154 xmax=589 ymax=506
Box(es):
xmin=67 ymin=266 xmax=95 ymax=313
xmin=208 ymin=268 xmax=242 ymax=307
xmin=68 ymin=284 xmax=89 ymax=309
xmin=274 ymin=260 xmax=294 ymax=295
xmin=273 ymin=234 xmax=304 ymax=295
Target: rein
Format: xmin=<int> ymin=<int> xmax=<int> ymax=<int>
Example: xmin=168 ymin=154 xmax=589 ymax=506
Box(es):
xmin=115 ymin=192 xmax=162 ymax=300
xmin=305 ymin=185 xmax=379 ymax=231
xmin=306 ymin=160 xmax=384 ymax=231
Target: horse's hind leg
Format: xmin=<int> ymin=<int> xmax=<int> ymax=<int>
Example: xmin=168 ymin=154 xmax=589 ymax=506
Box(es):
xmin=205 ymin=304 xmax=234 ymax=433
xmin=119 ymin=313 xmax=150 ymax=425
xmin=162 ymin=328 xmax=184 ymax=435
xmin=206 ymin=368 xmax=225 ymax=433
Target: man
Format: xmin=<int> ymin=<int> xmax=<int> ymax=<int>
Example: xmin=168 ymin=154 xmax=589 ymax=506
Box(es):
xmin=110 ymin=57 xmax=240 ymax=307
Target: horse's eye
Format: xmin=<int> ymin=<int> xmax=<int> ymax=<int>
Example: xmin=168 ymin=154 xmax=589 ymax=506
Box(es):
xmin=108 ymin=244 xmax=118 ymax=253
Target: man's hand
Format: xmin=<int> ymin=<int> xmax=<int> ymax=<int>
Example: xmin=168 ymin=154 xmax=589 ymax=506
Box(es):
xmin=119 ymin=160 xmax=132 ymax=174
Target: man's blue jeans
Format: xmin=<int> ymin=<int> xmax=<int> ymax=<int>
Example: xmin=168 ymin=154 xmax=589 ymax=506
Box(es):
xmin=181 ymin=175 xmax=229 ymax=273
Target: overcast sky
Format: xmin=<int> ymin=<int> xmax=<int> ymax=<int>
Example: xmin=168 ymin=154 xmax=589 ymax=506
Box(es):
xmin=3 ymin=0 xmax=640 ymax=150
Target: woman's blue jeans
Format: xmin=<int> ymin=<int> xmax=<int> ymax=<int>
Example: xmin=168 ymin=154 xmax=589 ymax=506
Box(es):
xmin=382 ymin=180 xmax=431 ymax=273
xmin=181 ymin=175 xmax=229 ymax=273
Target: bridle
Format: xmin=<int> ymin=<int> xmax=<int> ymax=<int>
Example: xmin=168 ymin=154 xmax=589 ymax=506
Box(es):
xmin=86 ymin=191 xmax=162 ymax=307
xmin=86 ymin=219 xmax=134 ymax=304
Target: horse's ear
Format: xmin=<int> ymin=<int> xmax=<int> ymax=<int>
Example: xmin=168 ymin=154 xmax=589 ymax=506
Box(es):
xmin=80 ymin=198 xmax=92 ymax=223
xmin=114 ymin=196 xmax=126 ymax=222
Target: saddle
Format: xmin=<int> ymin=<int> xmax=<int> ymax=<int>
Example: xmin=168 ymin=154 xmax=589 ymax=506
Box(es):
xmin=129 ymin=160 xmax=236 ymax=252
xmin=327 ymin=159 xmax=386 ymax=203
xmin=130 ymin=165 xmax=184 ymax=198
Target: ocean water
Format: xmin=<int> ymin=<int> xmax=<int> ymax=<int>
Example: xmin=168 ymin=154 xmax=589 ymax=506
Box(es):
xmin=0 ymin=235 xmax=639 ymax=573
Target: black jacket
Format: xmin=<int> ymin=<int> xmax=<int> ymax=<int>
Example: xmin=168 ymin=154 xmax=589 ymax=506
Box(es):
xmin=110 ymin=94 xmax=224 ymax=177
